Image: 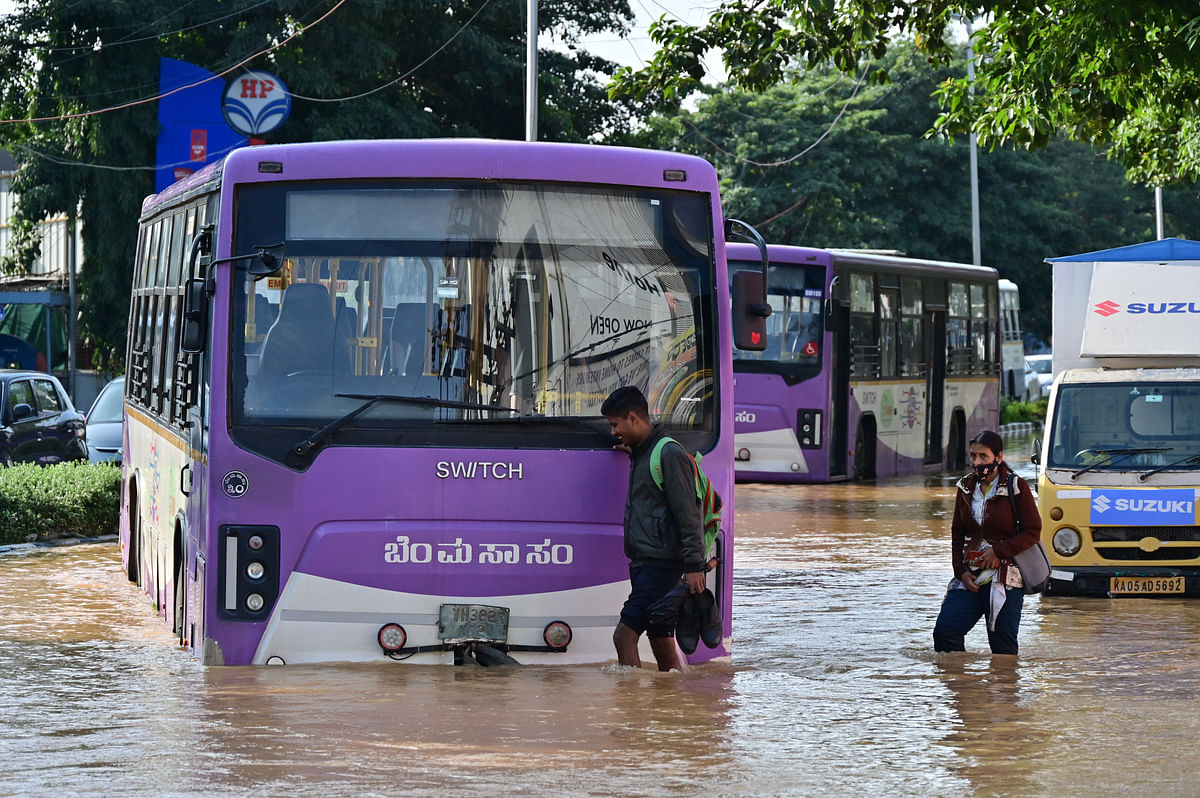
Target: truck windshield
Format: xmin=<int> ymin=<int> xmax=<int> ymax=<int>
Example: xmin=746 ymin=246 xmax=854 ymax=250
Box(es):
xmin=228 ymin=180 xmax=717 ymax=462
xmin=1048 ymin=383 xmax=1200 ymax=470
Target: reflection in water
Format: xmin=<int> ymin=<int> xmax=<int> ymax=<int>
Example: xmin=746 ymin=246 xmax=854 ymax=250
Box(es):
xmin=3 ymin=436 xmax=1200 ymax=794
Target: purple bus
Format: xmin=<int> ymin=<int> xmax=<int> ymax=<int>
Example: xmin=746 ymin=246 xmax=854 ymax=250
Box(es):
xmin=121 ymin=139 xmax=768 ymax=666
xmin=728 ymin=244 xmax=1001 ymax=482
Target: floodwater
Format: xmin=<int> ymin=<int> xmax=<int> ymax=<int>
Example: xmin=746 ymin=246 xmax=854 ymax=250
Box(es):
xmin=3 ymin=435 xmax=1200 ymax=796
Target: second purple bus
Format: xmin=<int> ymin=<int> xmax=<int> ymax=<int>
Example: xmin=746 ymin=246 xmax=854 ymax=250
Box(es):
xmin=729 ymin=244 xmax=1001 ymax=482
xmin=121 ymin=139 xmax=768 ymax=666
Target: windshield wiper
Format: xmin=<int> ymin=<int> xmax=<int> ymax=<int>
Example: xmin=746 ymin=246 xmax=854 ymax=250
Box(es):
xmin=1071 ymin=447 xmax=1171 ymax=480
xmin=435 ymin=413 xmax=616 ymax=443
xmin=1137 ymin=453 xmax=1200 ymax=482
xmin=289 ymin=393 xmax=517 ymax=464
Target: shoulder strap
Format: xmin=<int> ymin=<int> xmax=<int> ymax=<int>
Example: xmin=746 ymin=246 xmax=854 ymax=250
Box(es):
xmin=1007 ymin=472 xmax=1021 ymax=533
xmin=650 ymin=436 xmax=675 ymax=491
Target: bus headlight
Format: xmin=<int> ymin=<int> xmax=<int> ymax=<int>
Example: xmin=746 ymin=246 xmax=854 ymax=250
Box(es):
xmin=1052 ymin=527 xmax=1082 ymax=557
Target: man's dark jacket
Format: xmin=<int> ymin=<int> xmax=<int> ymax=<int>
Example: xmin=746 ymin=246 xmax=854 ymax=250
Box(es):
xmin=623 ymin=423 xmax=706 ymax=572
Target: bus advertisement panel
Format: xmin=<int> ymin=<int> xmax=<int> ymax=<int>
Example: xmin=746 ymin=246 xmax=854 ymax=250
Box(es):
xmin=121 ymin=139 xmax=758 ymax=666
xmin=729 ymin=244 xmax=1001 ymax=482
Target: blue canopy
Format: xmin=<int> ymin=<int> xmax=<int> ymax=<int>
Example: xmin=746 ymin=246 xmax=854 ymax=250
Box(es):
xmin=1046 ymin=237 xmax=1200 ymax=263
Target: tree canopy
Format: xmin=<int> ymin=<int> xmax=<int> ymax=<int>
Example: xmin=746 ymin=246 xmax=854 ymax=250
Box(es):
xmin=611 ymin=1 xmax=1200 ymax=187
xmin=0 ymin=0 xmax=642 ymax=365
xmin=622 ymin=46 xmax=1200 ymax=342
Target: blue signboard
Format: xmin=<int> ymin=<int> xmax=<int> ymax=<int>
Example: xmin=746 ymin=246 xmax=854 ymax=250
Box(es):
xmin=155 ymin=58 xmax=249 ymax=193
xmin=1089 ymin=489 xmax=1198 ymax=525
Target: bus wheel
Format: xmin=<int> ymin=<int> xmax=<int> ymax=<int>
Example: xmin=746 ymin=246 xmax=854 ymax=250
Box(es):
xmin=854 ymin=419 xmax=876 ymax=480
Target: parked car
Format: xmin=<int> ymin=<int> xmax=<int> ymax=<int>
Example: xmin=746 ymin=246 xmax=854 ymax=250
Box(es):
xmin=85 ymin=376 xmax=124 ymax=464
xmin=1025 ymin=354 xmax=1054 ymax=401
xmin=0 ymin=370 xmax=88 ymax=466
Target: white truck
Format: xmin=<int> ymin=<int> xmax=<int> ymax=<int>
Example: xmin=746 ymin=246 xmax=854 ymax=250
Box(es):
xmin=1036 ymin=238 xmax=1200 ymax=596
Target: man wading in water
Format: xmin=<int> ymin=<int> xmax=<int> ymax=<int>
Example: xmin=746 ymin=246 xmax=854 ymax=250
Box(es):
xmin=602 ymin=386 xmax=707 ymax=671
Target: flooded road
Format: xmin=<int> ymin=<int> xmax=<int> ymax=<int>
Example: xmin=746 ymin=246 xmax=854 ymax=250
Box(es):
xmin=4 ymin=437 xmax=1200 ymax=796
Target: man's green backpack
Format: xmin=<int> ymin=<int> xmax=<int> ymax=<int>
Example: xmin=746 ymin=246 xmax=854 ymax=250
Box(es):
xmin=649 ymin=437 xmax=724 ymax=561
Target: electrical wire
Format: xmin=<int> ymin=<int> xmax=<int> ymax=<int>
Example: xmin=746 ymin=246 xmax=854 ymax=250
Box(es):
xmin=286 ymin=0 xmax=496 ymax=103
xmin=9 ymin=141 xmax=243 ymax=171
xmin=0 ymin=0 xmax=348 ymax=126
xmin=47 ymin=0 xmax=276 ymax=58
xmin=681 ymin=65 xmax=870 ymax=168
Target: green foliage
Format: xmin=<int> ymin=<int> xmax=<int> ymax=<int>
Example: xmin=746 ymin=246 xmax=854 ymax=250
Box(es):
xmin=1000 ymin=397 xmax=1047 ymax=425
xmin=0 ymin=0 xmax=646 ymax=367
xmin=610 ymin=1 xmax=1200 ymax=187
xmin=0 ymin=462 xmax=121 ymax=544
xmin=628 ymin=45 xmax=1200 ymax=342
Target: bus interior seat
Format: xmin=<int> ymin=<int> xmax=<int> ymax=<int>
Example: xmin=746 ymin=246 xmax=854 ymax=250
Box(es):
xmin=334 ymin=298 xmax=358 ymax=374
xmin=254 ymin=294 xmax=278 ymax=331
xmin=384 ymin=303 xmax=428 ymax=376
xmin=259 ymin=282 xmax=335 ymax=375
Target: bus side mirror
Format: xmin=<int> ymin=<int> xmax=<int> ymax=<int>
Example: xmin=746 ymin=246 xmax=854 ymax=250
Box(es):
xmin=181 ymin=278 xmax=209 ymax=354
xmin=733 ymin=270 xmax=771 ymax=350
xmin=1030 ymin=437 xmax=1042 ymax=467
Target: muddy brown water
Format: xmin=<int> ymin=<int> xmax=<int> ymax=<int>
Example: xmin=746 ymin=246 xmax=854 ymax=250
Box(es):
xmin=3 ymin=438 xmax=1198 ymax=795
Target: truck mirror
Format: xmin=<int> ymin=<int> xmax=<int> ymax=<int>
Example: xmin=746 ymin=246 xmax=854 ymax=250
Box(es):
xmin=1030 ymin=436 xmax=1042 ymax=466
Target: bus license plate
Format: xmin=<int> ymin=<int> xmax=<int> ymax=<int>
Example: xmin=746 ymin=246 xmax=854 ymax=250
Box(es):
xmin=1110 ymin=576 xmax=1185 ymax=595
xmin=438 ymin=604 xmax=510 ymax=643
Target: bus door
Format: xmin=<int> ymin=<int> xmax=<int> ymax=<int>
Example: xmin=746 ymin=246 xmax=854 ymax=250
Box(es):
xmin=829 ymin=301 xmax=850 ymax=478
xmin=924 ymin=308 xmax=946 ymax=464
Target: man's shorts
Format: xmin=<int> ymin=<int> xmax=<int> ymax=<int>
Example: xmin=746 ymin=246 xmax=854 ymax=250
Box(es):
xmin=619 ymin=560 xmax=684 ymax=638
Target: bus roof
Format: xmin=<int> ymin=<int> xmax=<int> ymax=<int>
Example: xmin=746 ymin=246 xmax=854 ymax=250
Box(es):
xmin=727 ymin=242 xmax=998 ymax=280
xmin=144 ymin=138 xmax=721 ymax=217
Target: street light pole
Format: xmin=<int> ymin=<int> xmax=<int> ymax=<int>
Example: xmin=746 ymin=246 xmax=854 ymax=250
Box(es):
xmin=965 ymin=17 xmax=981 ymax=266
xmin=1155 ymin=186 xmax=1164 ymax=239
xmin=525 ymin=0 xmax=537 ymax=142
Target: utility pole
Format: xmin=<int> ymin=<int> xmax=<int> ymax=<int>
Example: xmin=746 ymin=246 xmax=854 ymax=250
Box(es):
xmin=67 ymin=211 xmax=77 ymax=401
xmin=1155 ymin=187 xmax=1164 ymax=239
xmin=525 ymin=0 xmax=537 ymax=142
xmin=965 ymin=17 xmax=981 ymax=266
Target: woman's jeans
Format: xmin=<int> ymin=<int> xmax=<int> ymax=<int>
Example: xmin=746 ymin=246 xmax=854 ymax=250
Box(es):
xmin=933 ymin=584 xmax=1024 ymax=655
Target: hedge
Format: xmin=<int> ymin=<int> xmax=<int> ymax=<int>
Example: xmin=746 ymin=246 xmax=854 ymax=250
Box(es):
xmin=1000 ymin=397 xmax=1049 ymax=425
xmin=0 ymin=462 xmax=121 ymax=545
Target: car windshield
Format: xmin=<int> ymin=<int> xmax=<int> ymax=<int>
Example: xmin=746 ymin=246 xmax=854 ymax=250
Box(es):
xmin=1047 ymin=382 xmax=1200 ymax=470
xmin=88 ymin=381 xmax=124 ymax=423
xmin=1028 ymin=357 xmax=1051 ymax=374
xmin=228 ymin=180 xmax=718 ymax=461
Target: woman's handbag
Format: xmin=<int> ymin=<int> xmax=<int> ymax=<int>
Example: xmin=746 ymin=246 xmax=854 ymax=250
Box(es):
xmin=1013 ymin=540 xmax=1051 ymax=594
xmin=1007 ymin=473 xmax=1051 ymax=594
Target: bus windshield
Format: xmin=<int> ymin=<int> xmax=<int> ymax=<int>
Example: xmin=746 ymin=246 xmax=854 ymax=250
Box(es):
xmin=729 ymin=260 xmax=824 ymax=369
xmin=230 ymin=180 xmax=717 ymax=461
xmin=1048 ymin=382 xmax=1200 ymax=471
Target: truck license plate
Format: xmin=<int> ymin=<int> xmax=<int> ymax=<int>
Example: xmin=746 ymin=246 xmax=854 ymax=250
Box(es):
xmin=438 ymin=604 xmax=510 ymax=643
xmin=1110 ymin=576 xmax=1185 ymax=595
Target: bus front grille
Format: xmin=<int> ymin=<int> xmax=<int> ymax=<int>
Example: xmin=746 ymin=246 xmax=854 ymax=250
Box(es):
xmin=1095 ymin=547 xmax=1200 ymax=561
xmin=1092 ymin=526 xmax=1200 ymax=543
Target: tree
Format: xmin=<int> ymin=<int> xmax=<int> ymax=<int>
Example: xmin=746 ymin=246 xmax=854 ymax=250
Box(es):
xmin=626 ymin=45 xmax=1200 ymax=342
xmin=610 ymin=1 xmax=1200 ymax=187
xmin=0 ymin=0 xmax=644 ymax=366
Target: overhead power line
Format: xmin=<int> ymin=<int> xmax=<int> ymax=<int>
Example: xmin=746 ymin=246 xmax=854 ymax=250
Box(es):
xmin=288 ymin=0 xmax=496 ymax=103
xmin=0 ymin=0 xmax=348 ymax=126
